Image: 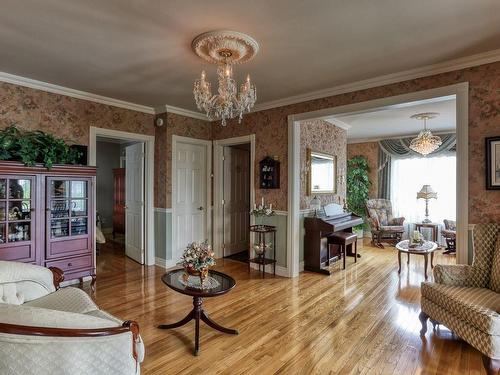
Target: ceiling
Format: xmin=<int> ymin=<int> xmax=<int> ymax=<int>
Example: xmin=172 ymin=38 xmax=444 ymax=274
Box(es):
xmin=1 ymin=0 xmax=499 ymax=112
xmin=330 ymin=97 xmax=456 ymax=142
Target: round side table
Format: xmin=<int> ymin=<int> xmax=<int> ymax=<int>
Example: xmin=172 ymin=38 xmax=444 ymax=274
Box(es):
xmin=395 ymin=240 xmax=438 ymax=279
xmin=158 ymin=269 xmax=238 ymax=356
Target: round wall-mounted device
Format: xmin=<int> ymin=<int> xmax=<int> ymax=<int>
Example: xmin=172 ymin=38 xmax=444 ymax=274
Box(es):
xmin=156 ymin=118 xmax=164 ymax=127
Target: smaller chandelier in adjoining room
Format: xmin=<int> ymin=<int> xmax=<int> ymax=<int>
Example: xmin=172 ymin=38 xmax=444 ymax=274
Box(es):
xmin=409 ymin=112 xmax=442 ymax=156
xmin=192 ymin=30 xmax=258 ymax=126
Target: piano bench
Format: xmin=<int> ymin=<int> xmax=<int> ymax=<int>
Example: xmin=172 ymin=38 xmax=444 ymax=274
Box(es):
xmin=329 ymin=232 xmax=358 ymax=269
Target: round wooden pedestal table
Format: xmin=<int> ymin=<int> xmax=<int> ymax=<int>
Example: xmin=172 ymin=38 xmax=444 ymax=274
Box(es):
xmin=395 ymin=240 xmax=438 ymax=280
xmin=158 ymin=269 xmax=238 ymax=356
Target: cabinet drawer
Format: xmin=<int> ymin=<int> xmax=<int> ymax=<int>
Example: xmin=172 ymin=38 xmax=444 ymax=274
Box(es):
xmin=0 ymin=244 xmax=34 ymax=262
xmin=46 ymin=238 xmax=91 ymax=259
xmin=46 ymin=254 xmax=92 ymax=273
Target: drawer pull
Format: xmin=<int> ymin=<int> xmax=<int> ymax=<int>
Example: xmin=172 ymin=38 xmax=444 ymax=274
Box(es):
xmin=68 ymin=262 xmax=72 ymax=267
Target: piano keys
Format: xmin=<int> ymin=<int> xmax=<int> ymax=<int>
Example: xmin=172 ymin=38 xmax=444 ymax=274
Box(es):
xmin=304 ymin=204 xmax=363 ymax=275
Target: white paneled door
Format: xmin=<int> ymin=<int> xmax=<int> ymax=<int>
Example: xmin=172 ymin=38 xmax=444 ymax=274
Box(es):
xmin=125 ymin=142 xmax=145 ymax=264
xmin=174 ymin=142 xmax=207 ymax=262
xmin=223 ymin=146 xmax=250 ymax=256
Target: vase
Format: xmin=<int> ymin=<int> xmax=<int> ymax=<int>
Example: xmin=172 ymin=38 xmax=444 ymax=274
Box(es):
xmin=183 ymin=265 xmax=209 ymax=286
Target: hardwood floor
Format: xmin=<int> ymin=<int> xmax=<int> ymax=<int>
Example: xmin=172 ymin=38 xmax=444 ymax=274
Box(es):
xmin=88 ymin=240 xmax=485 ymax=374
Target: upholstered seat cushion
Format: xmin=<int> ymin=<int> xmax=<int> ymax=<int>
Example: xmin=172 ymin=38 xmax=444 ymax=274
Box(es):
xmin=0 ymin=304 xmax=121 ymax=330
xmin=442 ymin=229 xmax=456 ymax=238
xmin=421 ymin=282 xmax=500 ymax=335
xmin=24 ymin=287 xmax=98 ymax=314
xmin=379 ymin=225 xmax=405 ymax=232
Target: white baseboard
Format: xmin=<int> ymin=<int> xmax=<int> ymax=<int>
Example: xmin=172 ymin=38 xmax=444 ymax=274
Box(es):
xmin=155 ymin=257 xmax=178 ymax=270
xmin=249 ymin=262 xmax=289 ymax=277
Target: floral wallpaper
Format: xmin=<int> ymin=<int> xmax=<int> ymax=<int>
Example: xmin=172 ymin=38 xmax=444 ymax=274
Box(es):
xmin=154 ymin=112 xmax=212 ymax=208
xmin=0 ymin=82 xmax=154 ymax=145
xmin=211 ymin=61 xmax=499 ymax=223
xmin=347 ymin=141 xmax=379 ymax=199
xmin=1 ymin=60 xmax=499 ymax=223
xmin=212 ymin=110 xmax=289 ymax=211
xmin=300 ymin=119 xmax=347 ymax=210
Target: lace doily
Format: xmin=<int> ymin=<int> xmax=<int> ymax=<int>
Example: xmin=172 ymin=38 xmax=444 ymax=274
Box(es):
xmin=178 ymin=274 xmax=221 ymax=290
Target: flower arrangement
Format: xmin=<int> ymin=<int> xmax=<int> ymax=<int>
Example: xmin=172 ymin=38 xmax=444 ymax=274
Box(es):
xmin=181 ymin=241 xmax=216 ymax=271
xmin=409 ymin=230 xmax=424 ymax=247
xmin=181 ymin=241 xmax=215 ymax=286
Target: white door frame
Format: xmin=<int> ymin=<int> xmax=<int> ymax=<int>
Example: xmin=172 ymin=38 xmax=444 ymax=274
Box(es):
xmin=287 ymin=82 xmax=469 ymax=277
xmin=89 ymin=127 xmax=155 ymax=266
xmin=172 ymin=135 xmax=212 ymax=261
xmin=213 ymin=135 xmax=256 ymax=259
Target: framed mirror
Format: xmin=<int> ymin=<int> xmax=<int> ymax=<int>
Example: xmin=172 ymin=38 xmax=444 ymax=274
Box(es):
xmin=307 ymin=149 xmax=337 ymax=194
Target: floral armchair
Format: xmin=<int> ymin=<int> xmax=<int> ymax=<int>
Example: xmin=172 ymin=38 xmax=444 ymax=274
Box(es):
xmin=365 ymin=199 xmax=405 ymax=248
xmin=419 ymin=223 xmax=500 ymax=374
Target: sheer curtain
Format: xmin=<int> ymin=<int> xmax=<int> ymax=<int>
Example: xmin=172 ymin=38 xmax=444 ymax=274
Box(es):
xmin=390 ymin=155 xmax=456 ymax=234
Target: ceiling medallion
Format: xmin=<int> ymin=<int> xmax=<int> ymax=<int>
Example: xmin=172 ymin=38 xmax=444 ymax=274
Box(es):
xmin=409 ymin=112 xmax=443 ymax=156
xmin=192 ymin=30 xmax=258 ymax=126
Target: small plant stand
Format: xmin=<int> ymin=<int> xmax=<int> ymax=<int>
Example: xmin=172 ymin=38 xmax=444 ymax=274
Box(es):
xmin=249 ymin=224 xmax=277 ymax=277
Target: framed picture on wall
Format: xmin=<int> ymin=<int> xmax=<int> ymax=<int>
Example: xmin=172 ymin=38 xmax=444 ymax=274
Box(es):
xmin=486 ymin=136 xmax=500 ymax=190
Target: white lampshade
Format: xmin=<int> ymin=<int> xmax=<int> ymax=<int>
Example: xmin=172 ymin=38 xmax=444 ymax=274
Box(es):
xmin=417 ymin=185 xmax=437 ymax=200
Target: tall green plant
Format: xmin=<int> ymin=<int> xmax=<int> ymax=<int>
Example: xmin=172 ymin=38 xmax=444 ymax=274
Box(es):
xmin=346 ymin=155 xmax=371 ymax=229
xmin=0 ymin=125 xmax=81 ymax=169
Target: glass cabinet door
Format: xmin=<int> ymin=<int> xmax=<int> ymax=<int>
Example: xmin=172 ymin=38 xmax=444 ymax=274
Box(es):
xmin=49 ymin=179 xmax=89 ymax=239
xmin=0 ymin=177 xmax=33 ymax=244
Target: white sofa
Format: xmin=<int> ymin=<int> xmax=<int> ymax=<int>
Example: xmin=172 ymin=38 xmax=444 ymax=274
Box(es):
xmin=0 ymin=261 xmax=144 ymax=375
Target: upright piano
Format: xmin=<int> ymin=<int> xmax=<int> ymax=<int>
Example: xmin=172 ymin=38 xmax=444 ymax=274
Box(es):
xmin=304 ymin=204 xmax=363 ymax=275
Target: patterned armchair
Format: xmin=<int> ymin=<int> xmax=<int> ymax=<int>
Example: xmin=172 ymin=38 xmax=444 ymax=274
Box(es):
xmin=0 ymin=261 xmax=144 ymax=375
xmin=419 ymin=223 xmax=500 ymax=374
xmin=365 ymin=199 xmax=405 ymax=248
xmin=442 ymin=219 xmax=457 ymax=255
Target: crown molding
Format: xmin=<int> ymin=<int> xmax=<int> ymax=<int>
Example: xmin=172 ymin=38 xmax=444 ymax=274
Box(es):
xmin=2 ymin=48 xmax=499 ymax=121
xmin=0 ymin=72 xmax=156 ymax=114
xmin=252 ymin=48 xmax=500 ymax=113
xmin=154 ymin=104 xmax=209 ymax=121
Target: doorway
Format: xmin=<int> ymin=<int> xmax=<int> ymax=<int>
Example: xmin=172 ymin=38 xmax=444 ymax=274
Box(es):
xmin=214 ymin=135 xmax=255 ymax=260
xmin=222 ymin=143 xmax=251 ymax=261
xmin=89 ymin=127 xmax=155 ymax=266
xmin=287 ymin=83 xmax=468 ymax=277
xmin=95 ymin=138 xmax=146 ymax=264
xmin=171 ymin=136 xmax=212 ymax=264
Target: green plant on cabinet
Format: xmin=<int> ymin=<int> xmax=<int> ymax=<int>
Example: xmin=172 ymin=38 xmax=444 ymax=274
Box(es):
xmin=0 ymin=125 xmax=81 ymax=169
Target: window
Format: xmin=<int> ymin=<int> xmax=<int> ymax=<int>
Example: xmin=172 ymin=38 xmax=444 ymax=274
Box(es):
xmin=390 ymin=155 xmax=456 ymax=226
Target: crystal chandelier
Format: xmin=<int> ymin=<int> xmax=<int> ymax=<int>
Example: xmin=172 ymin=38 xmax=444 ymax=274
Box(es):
xmin=192 ymin=30 xmax=258 ymax=126
xmin=409 ymin=112 xmax=442 ymax=156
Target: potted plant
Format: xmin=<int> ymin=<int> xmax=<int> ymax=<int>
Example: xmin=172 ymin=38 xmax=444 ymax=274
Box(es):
xmin=0 ymin=125 xmax=81 ymax=169
xmin=181 ymin=241 xmax=216 ymax=286
xmin=346 ymin=155 xmax=371 ymax=239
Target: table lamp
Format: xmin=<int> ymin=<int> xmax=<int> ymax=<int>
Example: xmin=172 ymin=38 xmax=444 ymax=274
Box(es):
xmin=417 ymin=185 xmax=437 ymax=223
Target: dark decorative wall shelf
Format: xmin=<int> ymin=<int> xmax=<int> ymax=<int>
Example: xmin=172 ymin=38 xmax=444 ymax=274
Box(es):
xmin=259 ymin=157 xmax=280 ymax=189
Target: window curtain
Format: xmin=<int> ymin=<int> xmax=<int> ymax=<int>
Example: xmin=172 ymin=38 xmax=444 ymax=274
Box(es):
xmin=377 ymin=148 xmax=391 ymax=199
xmin=390 ymin=155 xmax=457 ymax=243
xmin=377 ymin=133 xmax=456 ymax=199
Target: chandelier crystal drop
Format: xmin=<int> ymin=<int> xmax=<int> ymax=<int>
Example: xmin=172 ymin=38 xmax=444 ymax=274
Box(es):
xmin=409 ymin=112 xmax=442 ymax=156
xmin=192 ymin=30 xmax=258 ymax=126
